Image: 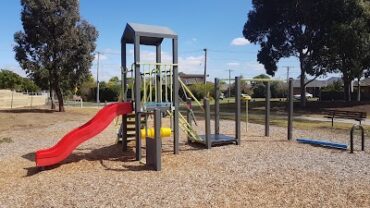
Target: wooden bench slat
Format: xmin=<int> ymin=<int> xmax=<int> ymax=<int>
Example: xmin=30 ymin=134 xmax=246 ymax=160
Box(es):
xmin=323 ymin=110 xmax=367 ymax=121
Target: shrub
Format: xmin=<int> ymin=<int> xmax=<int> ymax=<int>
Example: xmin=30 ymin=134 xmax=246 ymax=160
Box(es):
xmin=188 ymin=83 xmax=215 ymax=100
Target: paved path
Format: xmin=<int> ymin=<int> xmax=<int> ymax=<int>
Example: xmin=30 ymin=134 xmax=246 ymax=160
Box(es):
xmin=192 ymin=110 xmax=369 ymax=126
xmin=295 ymin=115 xmax=370 ymax=125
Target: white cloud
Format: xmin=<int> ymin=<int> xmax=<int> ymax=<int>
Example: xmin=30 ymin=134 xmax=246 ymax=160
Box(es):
xmin=102 ymin=48 xmax=120 ymax=55
xmin=191 ymin=38 xmax=197 ymax=42
xmin=244 ymin=61 xmax=265 ymax=71
xmin=125 ymin=49 xmax=204 ymax=74
xmin=179 ymin=55 xmax=203 ymax=74
xmin=94 ymin=53 xmax=108 ymax=62
xmin=227 ymin=62 xmax=240 ymax=67
xmin=140 ymin=50 xmax=204 ymax=74
xmin=231 ymin=37 xmax=250 ymax=46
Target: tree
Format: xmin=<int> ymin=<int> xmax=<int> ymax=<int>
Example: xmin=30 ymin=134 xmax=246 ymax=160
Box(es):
xmin=243 ymin=0 xmax=340 ymax=106
xmin=188 ymin=83 xmax=215 ymax=100
xmin=21 ymin=78 xmax=40 ymax=92
xmin=14 ymin=0 xmax=98 ymax=112
xmin=78 ymin=74 xmax=95 ymax=101
xmin=0 ymin=70 xmax=23 ymax=90
xmin=251 ymin=74 xmax=270 ymax=98
xmin=321 ymin=80 xmax=343 ymax=93
xmin=323 ymin=0 xmax=370 ymax=101
xmin=0 ymin=69 xmax=40 ymax=92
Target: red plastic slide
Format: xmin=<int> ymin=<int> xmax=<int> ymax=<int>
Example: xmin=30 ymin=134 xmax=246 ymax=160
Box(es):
xmin=35 ymin=102 xmax=133 ymax=167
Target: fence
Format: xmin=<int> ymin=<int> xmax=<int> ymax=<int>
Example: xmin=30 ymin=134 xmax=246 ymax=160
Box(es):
xmin=0 ymin=90 xmax=48 ymax=109
xmin=321 ymin=91 xmax=370 ymax=101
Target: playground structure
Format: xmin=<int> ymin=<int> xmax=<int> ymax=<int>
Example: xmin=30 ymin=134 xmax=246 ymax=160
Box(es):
xmin=34 ymin=23 xmax=366 ymax=171
xmin=34 ymin=23 xmax=295 ymax=170
xmin=119 ymin=23 xmax=180 ymax=168
xmin=184 ymin=77 xmax=242 ymax=149
xmin=118 ymin=23 xmax=244 ymax=168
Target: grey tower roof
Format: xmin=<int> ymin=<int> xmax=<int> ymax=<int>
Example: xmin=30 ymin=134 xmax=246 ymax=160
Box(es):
xmin=122 ymin=23 xmax=177 ymax=46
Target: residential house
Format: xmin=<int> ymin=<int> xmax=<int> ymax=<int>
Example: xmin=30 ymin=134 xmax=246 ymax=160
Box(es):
xmin=292 ymin=77 xmax=342 ymax=97
xmin=178 ymin=72 xmax=205 ymax=85
xmin=353 ymin=78 xmax=370 ymax=100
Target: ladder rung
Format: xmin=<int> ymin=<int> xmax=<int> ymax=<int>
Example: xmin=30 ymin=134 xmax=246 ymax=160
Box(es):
xmin=126 ymin=121 xmax=145 ymax=125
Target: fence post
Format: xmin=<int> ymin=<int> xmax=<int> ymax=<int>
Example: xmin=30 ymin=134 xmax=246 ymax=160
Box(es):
xmin=30 ymin=94 xmax=33 ymax=108
xmin=10 ymin=90 xmax=14 ymax=109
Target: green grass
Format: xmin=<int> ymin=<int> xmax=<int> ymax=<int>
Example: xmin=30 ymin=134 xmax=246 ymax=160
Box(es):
xmin=192 ymin=111 xmax=369 ymax=133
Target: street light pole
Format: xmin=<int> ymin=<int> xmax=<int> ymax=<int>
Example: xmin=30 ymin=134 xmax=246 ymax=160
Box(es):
xmin=203 ymin=48 xmax=207 ymax=84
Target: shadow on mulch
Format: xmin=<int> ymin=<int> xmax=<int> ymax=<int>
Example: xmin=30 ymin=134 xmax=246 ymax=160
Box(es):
xmin=0 ymin=109 xmax=56 ymax=114
xmin=24 ymin=144 xmax=153 ymax=176
xmin=22 ymin=152 xmax=35 ymax=162
xmin=245 ymin=139 xmax=289 ymax=143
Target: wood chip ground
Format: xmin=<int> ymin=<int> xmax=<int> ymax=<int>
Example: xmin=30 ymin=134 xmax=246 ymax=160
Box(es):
xmin=0 ymin=111 xmax=369 ymax=207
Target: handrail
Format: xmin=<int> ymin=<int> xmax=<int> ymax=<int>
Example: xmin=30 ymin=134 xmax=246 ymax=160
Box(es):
xmin=178 ymin=77 xmax=205 ymax=112
xmin=350 ymin=124 xmax=365 ymax=153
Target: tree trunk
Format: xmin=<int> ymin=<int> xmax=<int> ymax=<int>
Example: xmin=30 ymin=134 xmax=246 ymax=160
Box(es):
xmin=53 ymin=76 xmax=65 ymax=112
xmin=342 ymin=75 xmax=352 ymax=102
xmin=357 ymin=77 xmax=361 ymax=102
xmin=48 ymin=72 xmax=56 ymax=110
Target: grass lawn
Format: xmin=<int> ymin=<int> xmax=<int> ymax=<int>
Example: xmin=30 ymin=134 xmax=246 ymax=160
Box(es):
xmin=184 ymin=99 xmax=370 ymax=134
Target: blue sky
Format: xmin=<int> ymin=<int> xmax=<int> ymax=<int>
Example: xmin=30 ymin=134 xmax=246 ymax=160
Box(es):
xmin=0 ymin=0 xmax=301 ymax=81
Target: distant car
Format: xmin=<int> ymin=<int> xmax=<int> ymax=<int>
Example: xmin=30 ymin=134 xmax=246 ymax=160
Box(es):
xmin=219 ymin=92 xmax=225 ymax=100
xmin=241 ymin=94 xmax=252 ymax=101
xmin=293 ymin=92 xmax=313 ymax=99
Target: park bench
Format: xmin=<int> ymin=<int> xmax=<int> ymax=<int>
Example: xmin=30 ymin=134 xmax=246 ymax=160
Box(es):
xmin=324 ymin=110 xmax=367 ymax=126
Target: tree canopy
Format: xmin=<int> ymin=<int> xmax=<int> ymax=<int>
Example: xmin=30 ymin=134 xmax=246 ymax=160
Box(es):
xmin=14 ymin=0 xmax=98 ymax=111
xmin=242 ymin=0 xmax=370 ymax=105
xmin=0 ymin=69 xmax=39 ymax=92
xmin=322 ymin=0 xmax=370 ymax=101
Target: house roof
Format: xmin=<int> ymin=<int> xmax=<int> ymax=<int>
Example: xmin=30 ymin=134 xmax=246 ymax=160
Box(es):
xmin=292 ymin=77 xmax=342 ymax=88
xmin=353 ymin=78 xmax=370 ymax=86
xmin=122 ymin=23 xmax=177 ymax=46
xmin=178 ymin=72 xmax=205 ymax=78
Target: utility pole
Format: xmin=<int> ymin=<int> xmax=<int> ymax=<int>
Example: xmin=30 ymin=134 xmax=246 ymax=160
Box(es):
xmin=96 ymin=51 xmax=100 ymax=106
xmin=283 ymin=66 xmax=293 ymax=99
xmin=203 ymin=48 xmax=207 ymax=84
xmin=283 ymin=66 xmax=294 ymax=82
xmin=226 ymin=69 xmax=233 ymax=97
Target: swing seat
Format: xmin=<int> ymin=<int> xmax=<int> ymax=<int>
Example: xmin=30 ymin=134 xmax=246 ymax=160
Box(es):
xmin=297 ymin=138 xmax=347 ymax=150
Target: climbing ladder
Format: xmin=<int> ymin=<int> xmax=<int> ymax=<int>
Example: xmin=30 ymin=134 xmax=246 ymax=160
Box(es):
xmin=117 ymin=113 xmax=146 ymax=143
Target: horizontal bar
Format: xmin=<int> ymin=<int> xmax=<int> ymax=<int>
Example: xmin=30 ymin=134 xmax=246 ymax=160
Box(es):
xmin=242 ymin=78 xmax=285 ymax=82
xmin=135 ymin=62 xmax=179 ymax=66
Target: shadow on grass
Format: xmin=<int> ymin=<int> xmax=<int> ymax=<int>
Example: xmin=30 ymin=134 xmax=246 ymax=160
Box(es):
xmin=0 ymin=109 xmax=56 ymax=114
